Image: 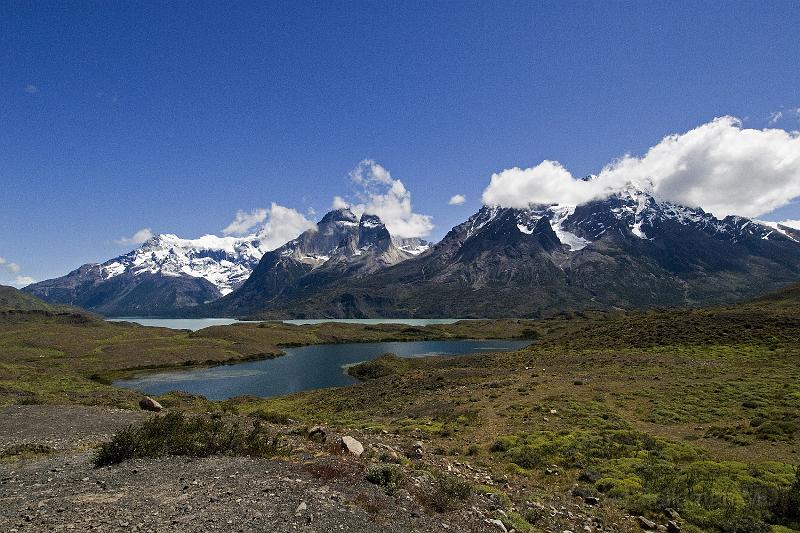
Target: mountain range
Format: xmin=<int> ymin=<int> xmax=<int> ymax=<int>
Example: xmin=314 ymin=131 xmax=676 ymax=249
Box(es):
xmin=24 ymin=210 xmax=429 ymax=316
xmin=24 ymin=186 xmax=800 ymax=318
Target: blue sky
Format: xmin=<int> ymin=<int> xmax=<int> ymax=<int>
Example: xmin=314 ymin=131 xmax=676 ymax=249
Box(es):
xmin=2 ymin=1 xmax=800 ymax=285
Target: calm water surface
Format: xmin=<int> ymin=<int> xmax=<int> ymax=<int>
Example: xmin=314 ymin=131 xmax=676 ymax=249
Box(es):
xmin=107 ymin=317 xmax=468 ymax=331
xmin=114 ymin=339 xmax=529 ymax=400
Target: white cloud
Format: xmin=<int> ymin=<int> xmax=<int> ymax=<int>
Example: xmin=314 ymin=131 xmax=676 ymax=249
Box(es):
xmin=776 ymin=219 xmax=800 ymax=230
xmin=448 ymin=194 xmax=466 ymax=205
xmin=0 ymin=256 xmax=33 ymax=287
xmin=222 ymin=208 xmax=268 ymax=235
xmin=254 ymin=203 xmax=317 ymax=250
xmin=768 ymin=108 xmax=800 ymax=125
xmin=0 ymin=256 xmax=20 ymax=275
xmin=335 ymin=160 xmax=434 ymax=238
xmin=116 ymin=228 xmax=154 ymax=245
xmin=24 ymin=84 xmax=39 ymax=94
xmin=331 ymin=196 xmax=349 ymax=210
xmin=482 ymin=116 xmax=800 ymax=218
xmin=13 ymin=275 xmax=35 ymax=287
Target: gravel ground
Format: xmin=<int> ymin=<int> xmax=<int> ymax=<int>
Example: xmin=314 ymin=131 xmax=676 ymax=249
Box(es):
xmin=1 ymin=452 xmax=501 ymax=532
xmin=0 ymin=405 xmax=149 ymax=452
xmin=0 ymin=406 xmax=500 ymax=533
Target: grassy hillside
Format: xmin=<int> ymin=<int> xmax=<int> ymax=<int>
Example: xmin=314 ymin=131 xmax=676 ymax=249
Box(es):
xmin=0 ymin=283 xmax=798 ymax=531
xmin=229 ymin=289 xmax=800 ymax=532
xmin=0 ymin=284 xmax=57 ymax=312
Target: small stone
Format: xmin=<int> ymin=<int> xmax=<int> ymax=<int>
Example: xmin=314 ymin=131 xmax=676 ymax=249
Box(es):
xmin=295 ymin=502 xmax=307 ymax=516
xmin=667 ymin=521 xmax=681 ymax=533
xmin=487 ymin=518 xmax=507 ymax=532
xmin=637 ymin=516 xmax=657 ymax=530
xmin=138 ymin=397 xmax=163 ymax=412
xmin=340 ymin=436 xmax=364 ymax=457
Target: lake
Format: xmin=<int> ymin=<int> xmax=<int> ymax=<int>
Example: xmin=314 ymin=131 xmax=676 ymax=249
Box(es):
xmin=106 ymin=317 xmax=467 ymax=331
xmin=114 ymin=339 xmax=530 ymax=400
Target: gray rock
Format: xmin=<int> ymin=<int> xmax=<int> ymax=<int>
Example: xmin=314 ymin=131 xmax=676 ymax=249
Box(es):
xmin=138 ymin=397 xmax=162 ymax=412
xmin=487 ymin=518 xmax=507 ymax=532
xmin=294 ymin=501 xmax=307 ymax=516
xmin=340 ymin=436 xmax=364 ymax=457
xmin=667 ymin=521 xmax=681 ymax=533
xmin=308 ymin=426 xmax=326 ymax=443
xmin=664 ymin=508 xmax=680 ymax=520
xmin=584 ymin=496 xmax=600 ymax=506
xmin=637 ymin=516 xmax=657 ymax=530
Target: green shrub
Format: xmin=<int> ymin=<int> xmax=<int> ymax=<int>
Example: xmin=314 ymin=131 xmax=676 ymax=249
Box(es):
xmin=771 ymin=468 xmax=800 ymax=528
xmin=366 ymin=463 xmax=405 ymax=494
xmin=0 ymin=442 xmax=54 ymax=458
xmin=95 ymin=412 xmax=283 ymax=467
xmin=249 ymin=409 xmax=292 ymax=424
xmin=419 ymin=472 xmax=473 ymax=512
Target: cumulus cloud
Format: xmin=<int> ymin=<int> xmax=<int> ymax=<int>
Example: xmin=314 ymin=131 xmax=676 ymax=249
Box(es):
xmin=222 ymin=208 xmax=268 ymax=235
xmin=776 ymin=219 xmax=800 ymax=230
xmin=331 ymin=196 xmax=349 ymax=210
xmin=116 ymin=228 xmax=154 ymax=245
xmin=0 ymin=256 xmax=34 ymax=287
xmin=253 ymin=203 xmax=317 ymax=250
xmin=13 ymin=276 xmax=35 ymax=286
xmin=448 ymin=194 xmax=466 ymax=205
xmin=334 ymin=160 xmax=434 ymax=238
xmin=482 ymin=116 xmax=800 ymax=218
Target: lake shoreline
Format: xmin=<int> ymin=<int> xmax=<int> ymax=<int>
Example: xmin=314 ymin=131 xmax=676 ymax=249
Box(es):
xmin=105 ymin=317 xmax=474 ymax=331
xmin=113 ymin=338 xmax=532 ymax=400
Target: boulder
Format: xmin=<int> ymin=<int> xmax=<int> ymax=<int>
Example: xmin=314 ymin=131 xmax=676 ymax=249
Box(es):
xmin=308 ymin=425 xmax=327 ymax=443
xmin=487 ymin=518 xmax=507 ymax=532
xmin=667 ymin=521 xmax=681 ymax=533
xmin=340 ymin=436 xmax=364 ymax=457
xmin=138 ymin=397 xmax=163 ymax=412
xmin=637 ymin=516 xmax=657 ymax=530
xmin=584 ymin=496 xmax=600 ymax=506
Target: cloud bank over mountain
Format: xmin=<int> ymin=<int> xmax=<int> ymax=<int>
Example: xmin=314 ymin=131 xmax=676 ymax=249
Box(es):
xmin=482 ymin=117 xmax=800 ymax=218
xmin=332 ymin=159 xmax=434 ymax=239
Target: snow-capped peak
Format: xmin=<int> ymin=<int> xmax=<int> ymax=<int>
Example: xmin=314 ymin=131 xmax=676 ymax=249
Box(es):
xmin=502 ymin=184 xmax=795 ymax=252
xmin=101 ymin=233 xmax=268 ymax=295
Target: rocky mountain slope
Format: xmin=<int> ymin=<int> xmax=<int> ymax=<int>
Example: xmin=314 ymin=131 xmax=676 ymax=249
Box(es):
xmin=205 ymin=209 xmax=429 ymax=316
xmin=241 ymin=187 xmax=800 ymax=318
xmin=25 ymin=210 xmax=429 ymax=317
xmin=23 ymin=234 xmax=267 ymax=316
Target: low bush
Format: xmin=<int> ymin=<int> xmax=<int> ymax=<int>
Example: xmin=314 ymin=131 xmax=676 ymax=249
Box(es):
xmin=366 ymin=463 xmax=405 ymax=494
xmin=94 ymin=412 xmax=283 ymax=467
xmin=418 ymin=472 xmax=473 ymax=512
xmin=0 ymin=442 xmax=54 ymax=458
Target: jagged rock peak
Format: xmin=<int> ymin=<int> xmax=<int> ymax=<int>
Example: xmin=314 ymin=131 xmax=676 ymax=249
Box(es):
xmin=320 ymin=208 xmax=358 ymax=225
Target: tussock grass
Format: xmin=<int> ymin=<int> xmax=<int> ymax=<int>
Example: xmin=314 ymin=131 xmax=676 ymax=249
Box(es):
xmin=95 ymin=412 xmax=284 ymax=467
